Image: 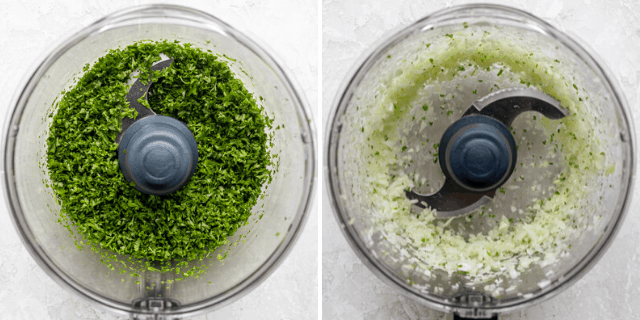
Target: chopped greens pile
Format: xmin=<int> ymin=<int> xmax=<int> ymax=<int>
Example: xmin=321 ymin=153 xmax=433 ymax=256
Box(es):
xmin=46 ymin=41 xmax=274 ymax=275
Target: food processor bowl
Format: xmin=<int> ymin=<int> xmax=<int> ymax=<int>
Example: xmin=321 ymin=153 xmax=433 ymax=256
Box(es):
xmin=2 ymin=4 xmax=315 ymax=319
xmin=326 ymin=4 xmax=634 ymax=318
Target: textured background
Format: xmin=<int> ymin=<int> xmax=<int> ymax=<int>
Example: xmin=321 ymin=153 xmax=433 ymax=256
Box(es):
xmin=0 ymin=0 xmax=318 ymax=319
xmin=322 ymin=0 xmax=640 ymax=319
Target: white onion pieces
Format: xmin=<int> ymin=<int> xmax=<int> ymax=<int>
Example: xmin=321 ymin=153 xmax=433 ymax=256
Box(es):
xmin=353 ymin=26 xmax=609 ymax=289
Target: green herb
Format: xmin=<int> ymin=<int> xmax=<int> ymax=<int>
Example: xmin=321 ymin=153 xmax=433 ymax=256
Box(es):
xmin=46 ymin=41 xmax=274 ymax=275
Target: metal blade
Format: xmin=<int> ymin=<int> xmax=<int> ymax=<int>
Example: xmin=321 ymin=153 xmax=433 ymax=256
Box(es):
xmin=405 ymin=88 xmax=566 ymax=219
xmin=463 ymin=88 xmax=568 ymax=127
xmin=116 ymin=58 xmax=174 ymax=144
xmin=406 ymin=180 xmax=495 ymax=219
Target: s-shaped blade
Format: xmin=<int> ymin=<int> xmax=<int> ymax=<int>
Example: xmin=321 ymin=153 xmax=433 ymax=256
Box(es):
xmin=406 ymin=88 xmax=568 ymax=219
xmin=115 ymin=58 xmax=174 ymax=144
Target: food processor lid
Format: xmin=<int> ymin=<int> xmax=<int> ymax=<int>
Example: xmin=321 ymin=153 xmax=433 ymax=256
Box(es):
xmin=406 ymin=88 xmax=568 ymax=219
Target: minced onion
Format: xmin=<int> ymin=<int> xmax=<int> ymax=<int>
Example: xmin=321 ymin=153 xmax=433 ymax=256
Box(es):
xmin=353 ymin=24 xmax=609 ymax=289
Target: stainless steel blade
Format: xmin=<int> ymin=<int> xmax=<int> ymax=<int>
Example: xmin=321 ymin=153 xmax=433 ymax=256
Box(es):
xmin=406 ymin=180 xmax=495 ymax=219
xmin=463 ymin=87 xmax=568 ymax=127
xmin=407 ymin=88 xmax=568 ymax=219
xmin=115 ymin=58 xmax=174 ymax=144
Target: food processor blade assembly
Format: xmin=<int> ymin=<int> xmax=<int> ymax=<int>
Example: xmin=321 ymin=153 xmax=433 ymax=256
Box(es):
xmin=406 ymin=88 xmax=568 ymax=219
xmin=116 ymin=57 xmax=199 ymax=196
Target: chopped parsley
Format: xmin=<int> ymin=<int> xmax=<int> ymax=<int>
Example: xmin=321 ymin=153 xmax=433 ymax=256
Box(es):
xmin=46 ymin=41 xmax=274 ymax=276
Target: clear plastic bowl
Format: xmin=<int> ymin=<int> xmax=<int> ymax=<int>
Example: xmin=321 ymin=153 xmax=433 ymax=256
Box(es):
xmin=2 ymin=4 xmax=315 ymax=319
xmin=326 ymin=4 xmax=634 ymax=318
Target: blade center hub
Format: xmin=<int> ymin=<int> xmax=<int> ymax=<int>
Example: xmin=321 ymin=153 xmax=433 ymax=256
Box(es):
xmin=441 ymin=115 xmax=516 ymax=192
